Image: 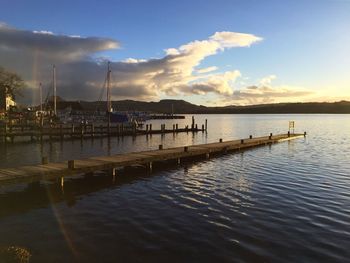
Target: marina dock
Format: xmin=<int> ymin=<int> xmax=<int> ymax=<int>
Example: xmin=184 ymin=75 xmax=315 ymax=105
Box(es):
xmin=0 ymin=119 xmax=207 ymax=143
xmin=0 ymin=132 xmax=305 ymax=185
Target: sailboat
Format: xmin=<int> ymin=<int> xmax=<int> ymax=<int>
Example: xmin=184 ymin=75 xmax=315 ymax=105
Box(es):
xmin=105 ymin=62 xmax=133 ymax=124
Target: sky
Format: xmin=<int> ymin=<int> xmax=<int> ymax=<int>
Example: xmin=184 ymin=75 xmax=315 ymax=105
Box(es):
xmin=0 ymin=0 xmax=350 ymax=106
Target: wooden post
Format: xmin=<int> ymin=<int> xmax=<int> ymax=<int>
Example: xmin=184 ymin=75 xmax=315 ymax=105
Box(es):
xmin=184 ymin=146 xmax=188 ymax=152
xmin=80 ymin=124 xmax=84 ymax=139
xmin=241 ymin=139 xmax=244 ymax=144
xmin=304 ymin=131 xmax=307 ymax=137
xmin=176 ymin=124 xmax=178 ymax=131
xmin=150 ymin=124 xmax=152 ymax=132
xmin=173 ymin=124 xmax=175 ymax=132
xmin=146 ymin=124 xmax=149 ymax=132
xmin=133 ymin=122 xmax=137 ymax=135
xmin=49 ymin=124 xmax=52 ymax=141
xmin=287 ymin=131 xmax=290 ymax=137
xmin=147 ymin=162 xmax=153 ymax=172
xmin=219 ymin=138 xmax=223 ymax=143
xmin=249 ymin=135 xmax=253 ymax=139
xmin=41 ymin=156 xmax=48 ymax=165
xmin=60 ymin=124 xmax=63 ymax=140
xmin=159 ymin=144 xmax=163 ymax=150
xmin=205 ymin=119 xmax=208 ymax=131
xmin=191 ymin=116 xmax=194 ymax=130
xmin=68 ymin=160 xmax=75 ymax=169
xmin=195 ymin=124 xmax=198 ymax=131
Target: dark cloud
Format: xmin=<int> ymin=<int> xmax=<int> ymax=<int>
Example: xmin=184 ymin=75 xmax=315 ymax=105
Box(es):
xmin=0 ymin=23 xmax=119 ymax=61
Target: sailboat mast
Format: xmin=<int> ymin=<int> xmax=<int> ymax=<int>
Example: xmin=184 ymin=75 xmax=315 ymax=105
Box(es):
xmin=39 ymin=82 xmax=42 ymax=112
xmin=53 ymin=65 xmax=57 ymax=116
xmin=106 ymin=61 xmax=112 ymax=113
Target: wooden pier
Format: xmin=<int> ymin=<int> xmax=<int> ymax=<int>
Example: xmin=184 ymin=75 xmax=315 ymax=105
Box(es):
xmin=0 ymin=133 xmax=305 ymax=185
xmin=0 ymin=119 xmax=207 ymax=143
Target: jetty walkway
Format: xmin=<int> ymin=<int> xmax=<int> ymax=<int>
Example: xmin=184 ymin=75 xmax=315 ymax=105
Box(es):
xmin=0 ymin=133 xmax=305 ymax=185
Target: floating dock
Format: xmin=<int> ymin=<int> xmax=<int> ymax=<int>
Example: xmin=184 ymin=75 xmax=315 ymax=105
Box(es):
xmin=0 ymin=133 xmax=305 ymax=185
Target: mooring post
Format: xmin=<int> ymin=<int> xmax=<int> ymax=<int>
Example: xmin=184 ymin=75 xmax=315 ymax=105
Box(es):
xmin=249 ymin=135 xmax=253 ymax=139
xmin=219 ymin=138 xmax=223 ymax=143
xmin=91 ymin=124 xmax=95 ymax=138
xmin=159 ymin=144 xmax=163 ymax=150
xmin=195 ymin=124 xmax=198 ymax=131
xmin=112 ymin=168 xmax=117 ymax=182
xmin=49 ymin=124 xmax=52 ymax=141
xmin=147 ymin=162 xmax=153 ymax=172
xmin=205 ymin=119 xmax=208 ymax=131
xmin=133 ymin=122 xmax=137 ymax=135
xmin=184 ymin=146 xmax=188 ymax=152
xmin=191 ymin=116 xmax=195 ymax=130
xmin=149 ymin=124 xmax=152 ymax=132
xmin=241 ymin=139 xmax=244 ymax=144
xmin=304 ymin=131 xmax=307 ymax=137
xmin=287 ymin=131 xmax=290 ymax=137
xmin=80 ymin=124 xmax=84 ymax=139
xmin=173 ymin=124 xmax=175 ymax=132
xmin=41 ymin=156 xmax=48 ymax=165
xmin=146 ymin=124 xmax=149 ymax=133
xmin=176 ymin=124 xmax=178 ymax=131
xmin=202 ymin=124 xmax=204 ymax=132
xmin=68 ymin=160 xmax=75 ymax=169
xmin=61 ymin=177 xmax=64 ymax=189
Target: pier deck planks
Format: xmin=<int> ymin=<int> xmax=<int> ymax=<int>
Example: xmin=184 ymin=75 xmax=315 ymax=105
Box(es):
xmin=0 ymin=133 xmax=305 ymax=185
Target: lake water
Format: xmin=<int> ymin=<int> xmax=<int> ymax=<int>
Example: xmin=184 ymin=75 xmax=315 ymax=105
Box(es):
xmin=0 ymin=114 xmax=349 ymax=262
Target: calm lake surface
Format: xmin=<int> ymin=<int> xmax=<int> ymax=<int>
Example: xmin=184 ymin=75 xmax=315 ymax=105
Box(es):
xmin=0 ymin=114 xmax=349 ymax=262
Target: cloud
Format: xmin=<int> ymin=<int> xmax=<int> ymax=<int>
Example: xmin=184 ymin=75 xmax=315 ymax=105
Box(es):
xmin=229 ymin=85 xmax=314 ymax=105
xmin=196 ymin=66 xmax=218 ymax=74
xmin=210 ymin=31 xmax=263 ymax=48
xmin=259 ymin=74 xmax=277 ymax=86
xmin=0 ymin=23 xmax=263 ymax=104
xmin=0 ymin=22 xmax=119 ymax=63
xmin=184 ymin=70 xmax=241 ymax=95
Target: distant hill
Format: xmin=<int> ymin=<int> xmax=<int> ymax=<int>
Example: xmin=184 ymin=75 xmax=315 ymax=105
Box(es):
xmin=76 ymin=99 xmax=350 ymax=114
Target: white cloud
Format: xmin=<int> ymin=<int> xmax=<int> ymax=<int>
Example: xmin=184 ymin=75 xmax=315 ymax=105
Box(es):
xmin=33 ymin=30 xmax=54 ymax=35
xmin=196 ymin=66 xmax=218 ymax=74
xmin=210 ymin=31 xmax=263 ymax=48
xmin=229 ymin=84 xmax=314 ymax=105
xmin=259 ymin=74 xmax=277 ymax=86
